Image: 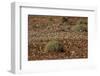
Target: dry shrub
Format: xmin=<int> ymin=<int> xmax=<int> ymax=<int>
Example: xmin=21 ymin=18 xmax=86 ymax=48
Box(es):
xmin=44 ymin=40 xmax=64 ymax=53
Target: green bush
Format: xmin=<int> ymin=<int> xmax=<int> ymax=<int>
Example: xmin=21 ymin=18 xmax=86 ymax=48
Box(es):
xmin=72 ymin=25 xmax=88 ymax=32
xmin=44 ymin=40 xmax=64 ymax=53
xmin=73 ymin=18 xmax=88 ymax=32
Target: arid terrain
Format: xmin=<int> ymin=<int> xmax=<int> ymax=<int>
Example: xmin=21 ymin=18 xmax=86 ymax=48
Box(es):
xmin=28 ymin=15 xmax=88 ymax=60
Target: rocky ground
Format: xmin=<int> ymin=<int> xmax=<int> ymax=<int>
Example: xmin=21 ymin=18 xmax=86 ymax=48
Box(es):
xmin=28 ymin=15 xmax=88 ymax=60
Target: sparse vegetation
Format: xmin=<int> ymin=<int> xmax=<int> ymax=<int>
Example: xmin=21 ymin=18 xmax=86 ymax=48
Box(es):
xmin=28 ymin=15 xmax=88 ymax=60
